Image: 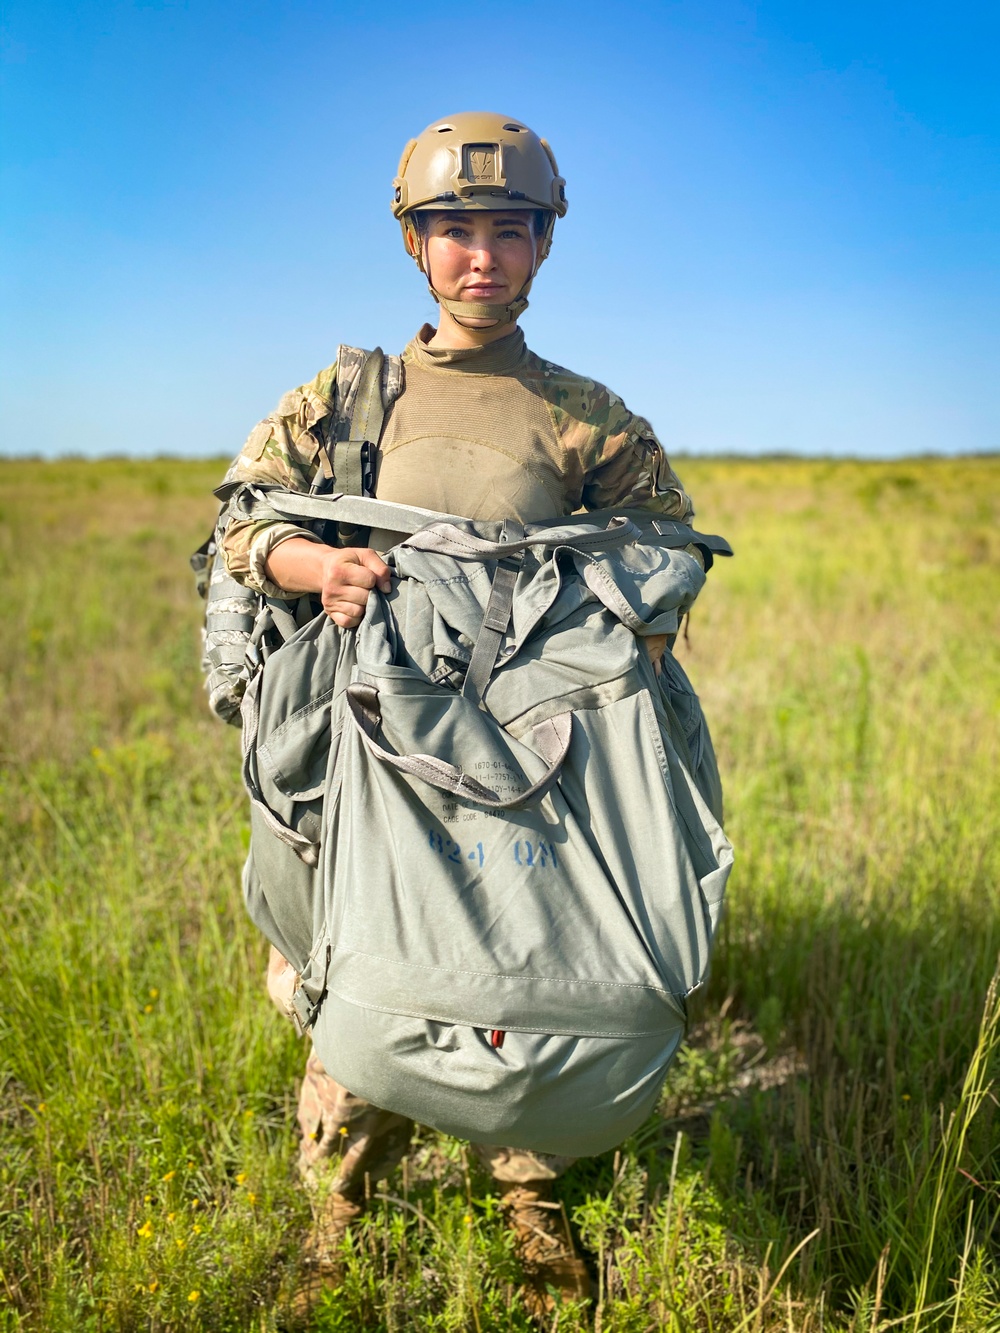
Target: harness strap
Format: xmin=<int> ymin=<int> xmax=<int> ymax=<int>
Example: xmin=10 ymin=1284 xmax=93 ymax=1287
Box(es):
xmin=333 ymin=347 xmax=385 ymax=497
xmin=347 ymin=684 xmax=572 ymax=811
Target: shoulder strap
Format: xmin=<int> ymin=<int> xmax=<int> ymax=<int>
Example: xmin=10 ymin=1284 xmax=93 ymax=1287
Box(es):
xmin=329 ymin=345 xmax=403 ymax=496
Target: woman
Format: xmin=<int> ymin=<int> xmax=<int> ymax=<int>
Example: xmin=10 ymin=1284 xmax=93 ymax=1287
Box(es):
xmin=220 ymin=111 xmax=702 ymax=1320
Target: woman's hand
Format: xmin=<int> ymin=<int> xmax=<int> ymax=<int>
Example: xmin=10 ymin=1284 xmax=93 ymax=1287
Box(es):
xmin=319 ymin=547 xmax=392 ymax=628
xmin=264 ymin=538 xmax=392 ymax=627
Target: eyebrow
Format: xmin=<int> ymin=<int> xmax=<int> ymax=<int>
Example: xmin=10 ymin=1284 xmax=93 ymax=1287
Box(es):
xmin=433 ymin=213 xmax=529 ymax=227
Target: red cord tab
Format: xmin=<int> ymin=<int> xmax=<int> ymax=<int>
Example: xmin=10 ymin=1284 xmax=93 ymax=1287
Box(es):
xmin=490 ymin=1029 xmax=506 ymax=1049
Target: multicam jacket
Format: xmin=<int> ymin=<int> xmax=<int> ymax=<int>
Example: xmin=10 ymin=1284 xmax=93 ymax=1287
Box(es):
xmin=221 ymin=325 xmax=696 ymax=596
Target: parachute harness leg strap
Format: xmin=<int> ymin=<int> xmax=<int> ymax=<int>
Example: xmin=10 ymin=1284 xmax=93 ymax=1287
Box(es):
xmin=462 ymin=518 xmax=524 ymax=708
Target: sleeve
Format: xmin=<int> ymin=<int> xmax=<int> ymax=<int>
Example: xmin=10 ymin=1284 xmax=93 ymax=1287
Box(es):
xmin=581 ymin=411 xmax=695 ymax=524
xmin=219 ymin=364 xmax=338 ymax=594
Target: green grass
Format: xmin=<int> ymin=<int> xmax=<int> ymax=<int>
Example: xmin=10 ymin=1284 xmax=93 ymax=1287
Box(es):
xmin=1 ymin=456 xmax=998 ymax=1331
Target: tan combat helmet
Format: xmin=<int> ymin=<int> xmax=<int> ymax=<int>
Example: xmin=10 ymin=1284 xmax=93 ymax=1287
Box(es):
xmin=392 ymin=111 xmax=568 ymax=327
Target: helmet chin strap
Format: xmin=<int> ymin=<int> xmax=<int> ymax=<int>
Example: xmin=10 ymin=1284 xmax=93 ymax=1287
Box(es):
xmin=431 ymin=287 xmax=530 ymax=328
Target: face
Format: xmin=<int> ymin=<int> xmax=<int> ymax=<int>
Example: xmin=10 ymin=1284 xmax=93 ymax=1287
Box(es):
xmin=422 ymin=211 xmax=536 ymax=321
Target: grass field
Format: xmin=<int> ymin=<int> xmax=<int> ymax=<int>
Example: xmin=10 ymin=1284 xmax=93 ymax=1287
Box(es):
xmin=1 ymin=455 xmax=998 ymax=1332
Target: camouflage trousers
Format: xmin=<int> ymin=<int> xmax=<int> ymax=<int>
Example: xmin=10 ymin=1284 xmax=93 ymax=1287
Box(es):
xmin=268 ymin=947 xmax=576 ymax=1197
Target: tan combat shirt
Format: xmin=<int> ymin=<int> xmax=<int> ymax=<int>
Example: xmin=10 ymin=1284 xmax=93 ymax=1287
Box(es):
xmin=222 ymin=325 xmax=695 ymax=597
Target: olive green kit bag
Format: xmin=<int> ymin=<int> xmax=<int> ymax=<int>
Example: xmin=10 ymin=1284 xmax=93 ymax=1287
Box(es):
xmin=229 ymin=472 xmax=734 ymax=1157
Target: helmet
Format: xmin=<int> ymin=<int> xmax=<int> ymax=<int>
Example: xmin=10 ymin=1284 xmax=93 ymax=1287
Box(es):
xmin=392 ymin=112 xmax=567 ymax=327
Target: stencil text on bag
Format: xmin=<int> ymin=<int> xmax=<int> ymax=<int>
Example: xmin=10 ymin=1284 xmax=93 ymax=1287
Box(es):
xmin=428 ymin=828 xmax=559 ymax=872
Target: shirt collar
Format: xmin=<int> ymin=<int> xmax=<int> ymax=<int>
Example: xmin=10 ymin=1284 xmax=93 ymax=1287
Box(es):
xmin=404 ymin=323 xmax=527 ymax=375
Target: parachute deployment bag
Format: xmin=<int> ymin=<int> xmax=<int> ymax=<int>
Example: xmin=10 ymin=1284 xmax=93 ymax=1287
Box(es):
xmin=237 ymin=487 xmax=734 ymax=1158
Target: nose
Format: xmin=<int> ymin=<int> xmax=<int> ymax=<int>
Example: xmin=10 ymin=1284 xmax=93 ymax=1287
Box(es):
xmin=469 ymin=242 xmax=498 ymax=272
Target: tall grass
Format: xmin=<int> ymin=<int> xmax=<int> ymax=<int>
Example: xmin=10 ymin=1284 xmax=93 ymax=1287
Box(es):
xmin=0 ymin=456 xmax=998 ymax=1330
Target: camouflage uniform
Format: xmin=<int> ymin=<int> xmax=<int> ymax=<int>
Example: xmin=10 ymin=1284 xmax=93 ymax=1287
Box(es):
xmin=222 ymin=325 xmax=694 ymax=596
xmin=237 ymin=324 xmax=696 ymax=1192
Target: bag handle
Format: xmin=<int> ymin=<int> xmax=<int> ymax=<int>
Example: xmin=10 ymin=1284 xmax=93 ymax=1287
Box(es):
xmin=346 ymin=683 xmax=572 ymax=810
xmin=461 ymin=518 xmax=524 ymax=708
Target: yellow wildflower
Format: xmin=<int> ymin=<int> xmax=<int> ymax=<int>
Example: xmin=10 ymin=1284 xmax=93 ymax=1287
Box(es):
xmin=148 ymin=1280 xmax=159 ymax=1293
xmin=463 ymin=1213 xmax=473 ymax=1226
xmin=188 ymin=1290 xmax=200 ymax=1303
xmin=167 ymin=1212 xmax=176 ymax=1223
xmin=192 ymin=1223 xmax=202 ymax=1235
xmin=235 ymin=1172 xmax=248 ymax=1186
xmin=247 ymin=1192 xmax=257 ymax=1205
xmin=37 ymin=1102 xmax=47 ymax=1114
xmin=143 ymin=1004 xmax=153 ymax=1014
xmin=137 ymin=1221 xmax=153 ymax=1239
xmin=162 ymin=1170 xmax=176 ymax=1182
xmin=148 ymin=988 xmax=159 ymax=1000
xmin=176 ymin=1237 xmax=186 ymax=1251
xmin=339 ymin=1126 xmax=349 ymax=1137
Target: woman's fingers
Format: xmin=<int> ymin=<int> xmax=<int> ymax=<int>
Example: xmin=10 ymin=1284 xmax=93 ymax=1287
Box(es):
xmin=354 ymin=548 xmax=392 ymax=593
xmin=320 ymin=548 xmax=392 ymax=623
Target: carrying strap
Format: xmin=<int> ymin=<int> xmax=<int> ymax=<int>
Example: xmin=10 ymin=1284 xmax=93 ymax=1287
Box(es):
xmin=237 ymin=486 xmax=464 ymax=536
xmin=347 ymin=683 xmax=572 ymax=810
xmin=224 ymin=485 xmax=732 ymax=558
xmin=401 ymin=514 xmax=640 ymax=559
xmin=462 ymin=518 xmax=524 ymax=708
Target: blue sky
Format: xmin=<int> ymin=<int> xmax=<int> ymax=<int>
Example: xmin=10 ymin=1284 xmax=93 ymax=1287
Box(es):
xmin=1 ymin=0 xmax=997 ymax=458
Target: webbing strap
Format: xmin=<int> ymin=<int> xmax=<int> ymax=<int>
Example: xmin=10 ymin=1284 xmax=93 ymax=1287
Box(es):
xmin=347 ymin=684 xmax=572 ymax=810
xmin=216 ymin=481 xmax=733 ymax=558
xmin=333 ymin=348 xmax=385 ymax=496
xmin=255 ymin=488 xmax=463 ymax=535
xmin=401 ymin=514 xmax=639 ymax=559
xmin=435 ymin=290 xmax=528 ymax=328
xmin=462 ymin=518 xmax=524 ymax=708
xmin=331 ymin=439 xmax=364 ymax=497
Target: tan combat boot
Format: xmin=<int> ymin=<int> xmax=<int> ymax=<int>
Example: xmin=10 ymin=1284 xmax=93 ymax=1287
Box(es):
xmin=283 ymin=1189 xmax=363 ymax=1327
xmin=501 ymin=1181 xmax=592 ymax=1321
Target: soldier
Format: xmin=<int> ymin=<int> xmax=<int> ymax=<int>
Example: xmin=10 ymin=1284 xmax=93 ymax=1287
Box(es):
xmin=220 ymin=112 xmax=700 ymax=1321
